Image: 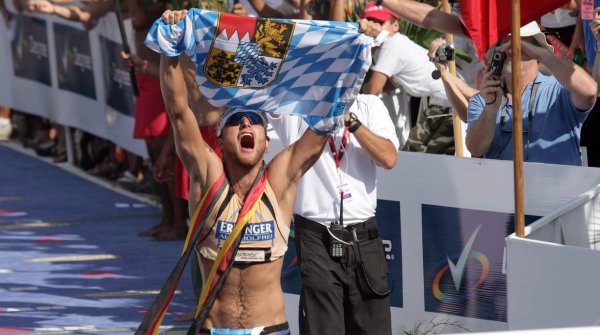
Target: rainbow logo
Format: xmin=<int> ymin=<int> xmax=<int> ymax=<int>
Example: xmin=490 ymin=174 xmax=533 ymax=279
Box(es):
xmin=431 ymin=224 xmax=490 ymax=302
xmin=432 ymin=251 xmax=489 ymax=302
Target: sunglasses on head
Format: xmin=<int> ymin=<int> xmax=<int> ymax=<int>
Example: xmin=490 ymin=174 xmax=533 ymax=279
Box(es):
xmin=224 ymin=111 xmax=265 ymax=127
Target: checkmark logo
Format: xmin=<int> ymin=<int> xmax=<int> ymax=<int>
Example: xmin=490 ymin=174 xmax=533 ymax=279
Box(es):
xmin=447 ymin=224 xmax=482 ymax=292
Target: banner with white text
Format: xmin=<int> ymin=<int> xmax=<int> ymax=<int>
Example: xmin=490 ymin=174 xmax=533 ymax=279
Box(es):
xmin=0 ymin=11 xmax=146 ymax=157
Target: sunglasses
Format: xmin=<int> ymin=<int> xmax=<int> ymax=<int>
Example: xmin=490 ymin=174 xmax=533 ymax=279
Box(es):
xmin=224 ymin=111 xmax=265 ymax=127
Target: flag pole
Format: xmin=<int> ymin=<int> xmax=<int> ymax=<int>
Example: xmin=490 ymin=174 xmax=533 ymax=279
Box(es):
xmin=510 ymin=0 xmax=525 ymax=237
xmin=441 ymin=0 xmax=464 ymax=157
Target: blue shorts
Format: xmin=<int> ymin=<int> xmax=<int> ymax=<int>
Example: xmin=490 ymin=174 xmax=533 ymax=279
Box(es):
xmin=199 ymin=321 xmax=290 ymax=335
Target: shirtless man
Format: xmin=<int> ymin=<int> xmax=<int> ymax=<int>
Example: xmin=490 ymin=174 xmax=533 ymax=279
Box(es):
xmin=156 ymin=12 xmax=332 ymax=334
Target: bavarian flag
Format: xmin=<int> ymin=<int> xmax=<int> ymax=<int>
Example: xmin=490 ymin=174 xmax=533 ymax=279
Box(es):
xmin=145 ymin=9 xmax=379 ymax=133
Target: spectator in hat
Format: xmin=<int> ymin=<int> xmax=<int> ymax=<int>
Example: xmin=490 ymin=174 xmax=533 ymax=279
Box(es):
xmin=467 ymin=21 xmax=597 ymax=165
xmin=362 ymin=1 xmax=455 ymax=154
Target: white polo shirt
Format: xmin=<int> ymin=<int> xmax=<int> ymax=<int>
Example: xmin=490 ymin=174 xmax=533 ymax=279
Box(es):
xmin=268 ymin=94 xmax=399 ymax=226
xmin=372 ymin=33 xmax=448 ymax=103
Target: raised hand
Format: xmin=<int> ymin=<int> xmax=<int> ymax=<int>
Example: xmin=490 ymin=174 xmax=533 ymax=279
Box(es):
xmin=120 ymin=51 xmax=148 ymax=75
xmin=231 ymin=3 xmax=247 ymax=16
xmin=161 ymin=9 xmax=188 ymax=25
xmin=479 ymin=65 xmax=503 ymax=110
xmin=357 ymin=18 xmax=382 ymax=38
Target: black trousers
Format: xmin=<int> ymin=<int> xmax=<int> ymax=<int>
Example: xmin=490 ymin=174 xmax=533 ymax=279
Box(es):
xmin=294 ymin=215 xmax=392 ymax=335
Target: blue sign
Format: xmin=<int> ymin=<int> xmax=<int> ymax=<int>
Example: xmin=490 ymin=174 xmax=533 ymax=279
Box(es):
xmin=422 ymin=204 xmax=539 ymax=322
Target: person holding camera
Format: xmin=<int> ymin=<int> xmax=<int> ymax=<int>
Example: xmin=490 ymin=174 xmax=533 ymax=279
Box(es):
xmin=361 ymin=1 xmax=455 ymax=154
xmin=466 ymin=21 xmax=597 ymax=166
xmin=427 ymin=38 xmax=480 ymax=123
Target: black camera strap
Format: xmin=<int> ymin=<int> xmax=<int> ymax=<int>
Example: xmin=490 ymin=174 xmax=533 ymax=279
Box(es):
xmin=497 ymin=75 xmax=540 ymax=160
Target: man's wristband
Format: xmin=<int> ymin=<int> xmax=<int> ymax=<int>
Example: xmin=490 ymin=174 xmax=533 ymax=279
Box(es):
xmin=348 ymin=120 xmax=362 ymax=133
xmin=485 ymin=98 xmax=496 ymax=106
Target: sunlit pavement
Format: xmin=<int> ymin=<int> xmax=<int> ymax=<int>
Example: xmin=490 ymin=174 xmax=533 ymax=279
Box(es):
xmin=0 ymin=143 xmax=196 ymax=334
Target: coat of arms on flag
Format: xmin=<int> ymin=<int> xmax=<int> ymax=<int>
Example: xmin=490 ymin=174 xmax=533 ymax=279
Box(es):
xmin=145 ymin=8 xmax=379 ymax=133
xmin=206 ymin=14 xmax=295 ymax=88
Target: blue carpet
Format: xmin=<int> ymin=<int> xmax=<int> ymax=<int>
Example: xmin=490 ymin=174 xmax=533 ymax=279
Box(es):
xmin=0 ymin=144 xmax=196 ymax=334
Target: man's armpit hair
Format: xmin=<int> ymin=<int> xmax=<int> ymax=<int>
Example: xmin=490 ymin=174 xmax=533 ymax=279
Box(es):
xmin=204 ymin=143 xmax=214 ymax=153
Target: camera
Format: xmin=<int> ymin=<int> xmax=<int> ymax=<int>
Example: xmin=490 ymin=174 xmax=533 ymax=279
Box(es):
xmin=490 ymin=50 xmax=506 ymax=79
xmin=432 ymin=43 xmax=455 ymax=62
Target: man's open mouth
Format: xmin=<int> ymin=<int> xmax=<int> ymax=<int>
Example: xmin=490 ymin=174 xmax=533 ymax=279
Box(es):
xmin=240 ymin=133 xmax=255 ymax=150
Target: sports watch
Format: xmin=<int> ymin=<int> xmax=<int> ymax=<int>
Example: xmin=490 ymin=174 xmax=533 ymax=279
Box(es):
xmin=345 ymin=112 xmax=362 ymax=133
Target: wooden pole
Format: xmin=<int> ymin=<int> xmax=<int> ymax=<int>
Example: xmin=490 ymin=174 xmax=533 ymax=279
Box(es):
xmin=441 ymin=0 xmax=464 ymax=157
xmin=511 ymin=0 xmax=525 ymax=237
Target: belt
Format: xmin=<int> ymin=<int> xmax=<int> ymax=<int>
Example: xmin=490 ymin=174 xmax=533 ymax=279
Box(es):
xmin=294 ymin=215 xmax=379 ymax=242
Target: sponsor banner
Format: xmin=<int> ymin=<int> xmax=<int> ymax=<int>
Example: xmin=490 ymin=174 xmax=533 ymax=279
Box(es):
xmin=377 ymin=199 xmax=403 ymax=307
xmin=0 ymin=13 xmax=146 ymax=157
xmin=53 ymin=23 xmax=96 ymax=99
xmin=422 ymin=204 xmax=540 ymax=322
xmin=12 ymin=16 xmax=51 ymax=86
xmin=98 ymin=35 xmax=134 ymax=117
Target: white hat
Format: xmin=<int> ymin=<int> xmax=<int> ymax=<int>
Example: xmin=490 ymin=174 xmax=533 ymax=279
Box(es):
xmin=520 ymin=21 xmax=554 ymax=53
xmin=486 ymin=21 xmax=554 ymax=60
xmin=216 ymin=107 xmax=268 ymax=137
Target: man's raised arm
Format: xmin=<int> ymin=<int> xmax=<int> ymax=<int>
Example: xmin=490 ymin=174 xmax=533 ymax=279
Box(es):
xmin=267 ymin=124 xmax=329 ymax=216
xmin=159 ymin=55 xmax=223 ymax=189
xmin=380 ymin=0 xmax=467 ymax=37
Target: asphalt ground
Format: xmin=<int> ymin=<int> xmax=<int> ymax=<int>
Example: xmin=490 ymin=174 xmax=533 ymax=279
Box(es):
xmin=0 ymin=142 xmax=196 ymax=334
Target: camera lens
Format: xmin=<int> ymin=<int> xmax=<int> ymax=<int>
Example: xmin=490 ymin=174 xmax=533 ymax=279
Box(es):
xmin=493 ymin=52 xmax=502 ymax=60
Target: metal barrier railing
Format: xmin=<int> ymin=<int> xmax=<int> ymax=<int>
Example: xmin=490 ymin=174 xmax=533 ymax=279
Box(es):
xmin=520 ymin=184 xmax=600 ymax=250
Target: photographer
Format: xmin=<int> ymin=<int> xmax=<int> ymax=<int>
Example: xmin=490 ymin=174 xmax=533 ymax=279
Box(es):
xmin=466 ymin=21 xmax=596 ymax=166
xmin=361 ymin=1 xmax=455 ymax=154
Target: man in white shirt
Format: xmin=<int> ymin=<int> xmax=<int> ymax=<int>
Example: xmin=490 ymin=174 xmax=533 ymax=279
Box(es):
xmin=269 ymin=94 xmax=399 ymax=335
xmin=362 ymin=1 xmax=454 ymax=154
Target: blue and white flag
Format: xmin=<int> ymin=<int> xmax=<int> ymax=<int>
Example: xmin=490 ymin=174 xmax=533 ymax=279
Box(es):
xmin=145 ymin=9 xmax=378 ymax=133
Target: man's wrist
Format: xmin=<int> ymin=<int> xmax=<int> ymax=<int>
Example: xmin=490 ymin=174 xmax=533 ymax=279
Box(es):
xmin=484 ymin=102 xmax=498 ymax=111
xmin=345 ymin=112 xmax=362 ymax=133
xmin=484 ymin=96 xmax=497 ymax=106
xmin=347 ymin=120 xmax=362 ymax=133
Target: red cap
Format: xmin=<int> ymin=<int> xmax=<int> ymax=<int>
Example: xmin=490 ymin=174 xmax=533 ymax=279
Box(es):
xmin=361 ymin=1 xmax=398 ymax=22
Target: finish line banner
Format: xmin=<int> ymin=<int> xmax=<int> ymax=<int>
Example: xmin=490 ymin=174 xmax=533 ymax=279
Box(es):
xmin=0 ymin=10 xmax=146 ymax=157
